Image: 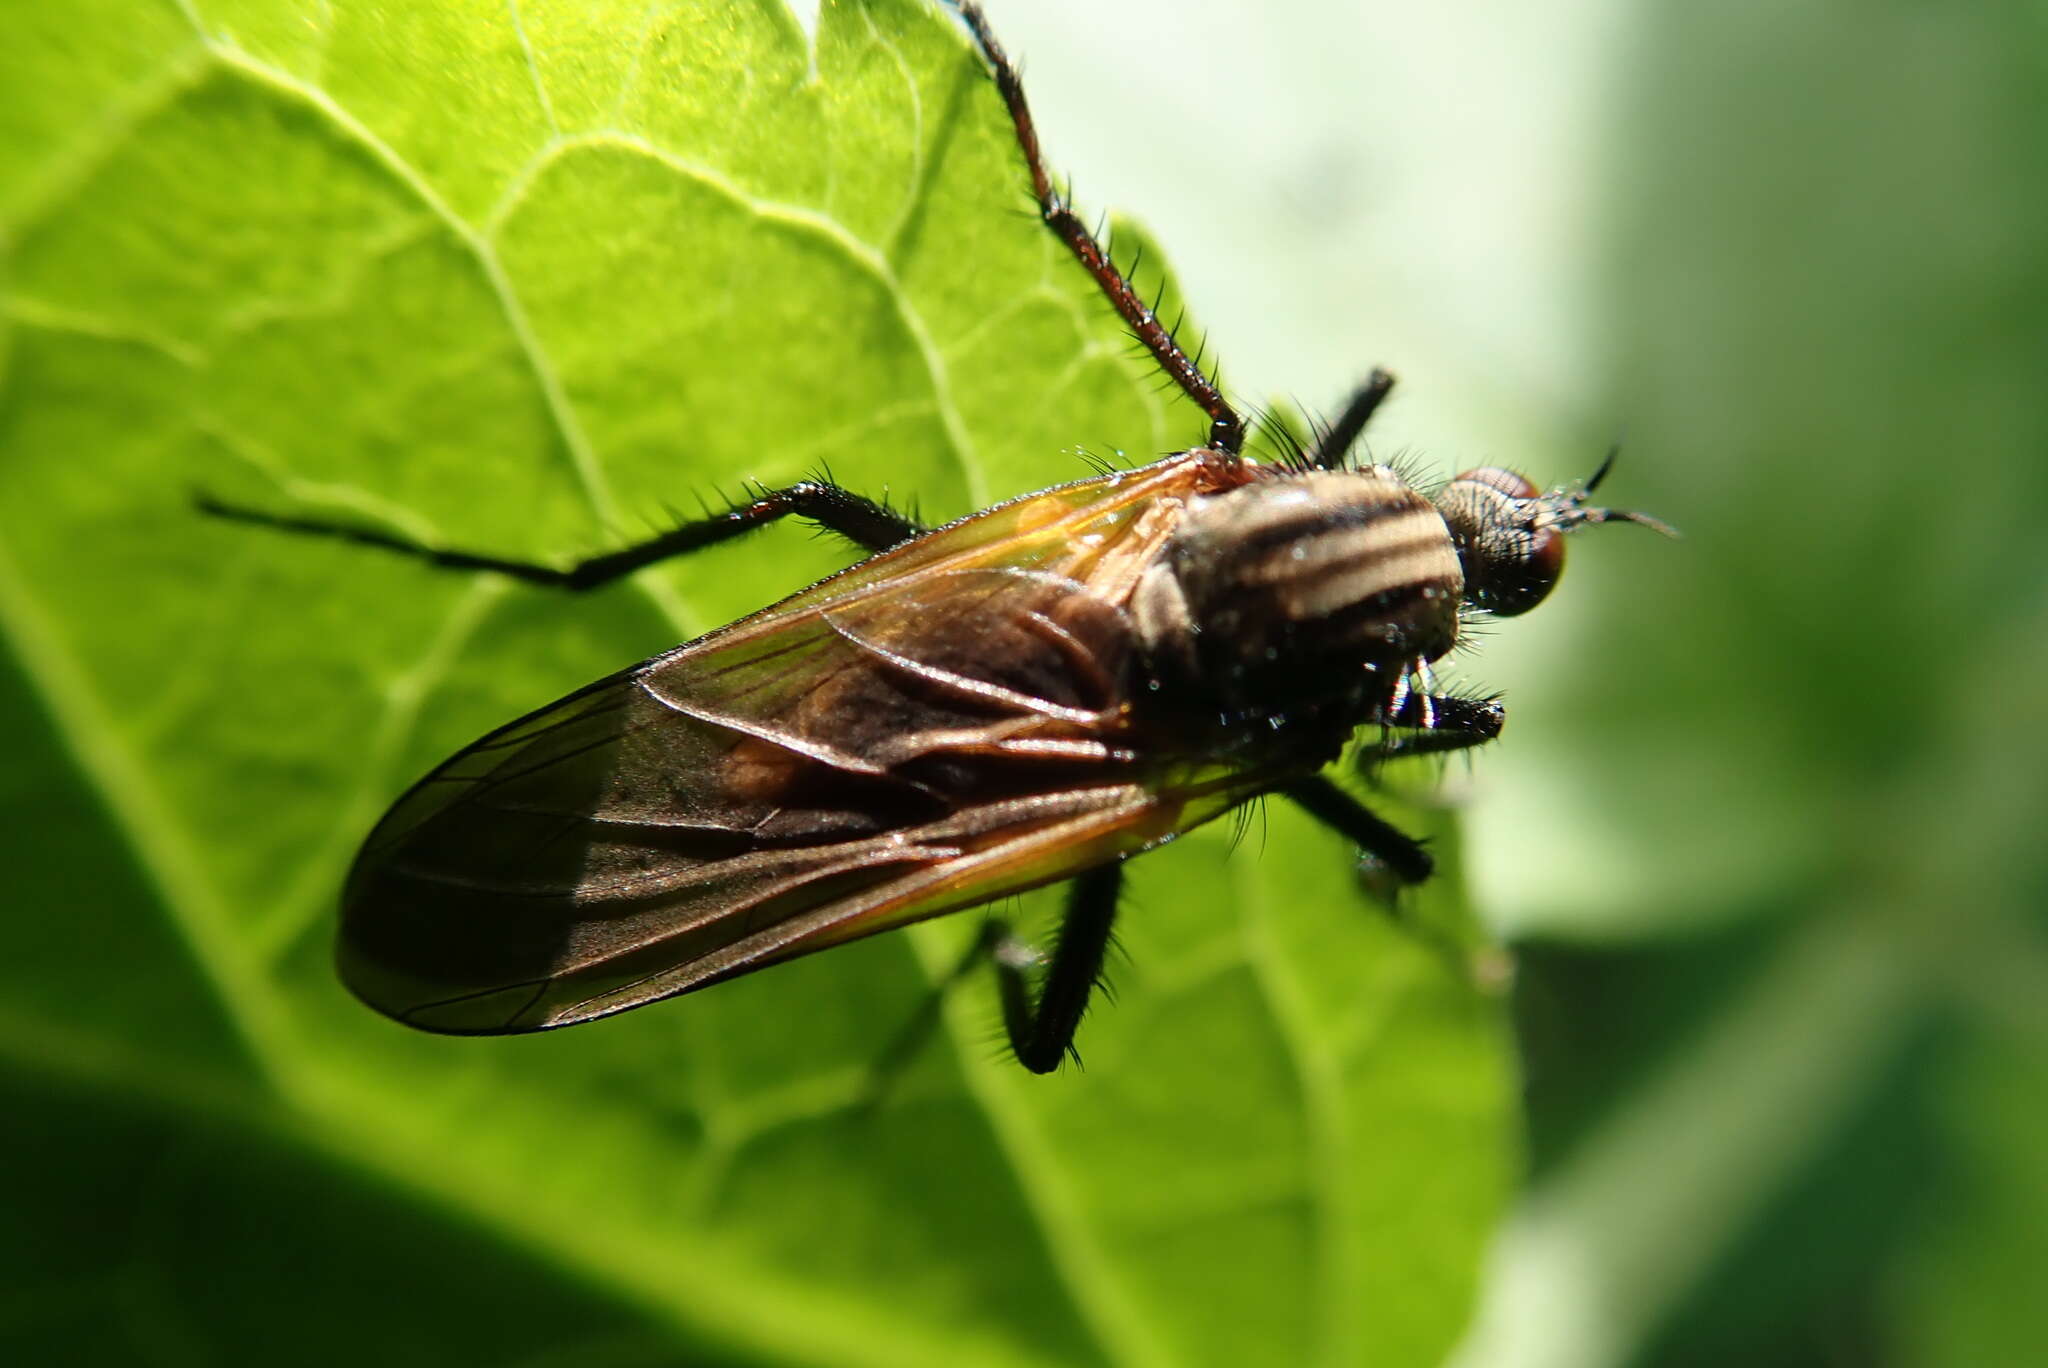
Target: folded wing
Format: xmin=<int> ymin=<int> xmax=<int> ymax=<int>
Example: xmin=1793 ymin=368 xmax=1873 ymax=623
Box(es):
xmin=339 ymin=456 xmax=1267 ymax=1032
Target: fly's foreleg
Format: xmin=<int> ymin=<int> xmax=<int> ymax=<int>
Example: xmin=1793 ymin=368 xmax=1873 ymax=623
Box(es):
xmin=1307 ymin=368 xmax=1396 ymax=470
xmin=197 ymin=480 xmax=925 ymax=591
xmin=1360 ymin=693 xmax=1504 ymax=763
xmin=1284 ymin=694 xmax=1504 ymax=886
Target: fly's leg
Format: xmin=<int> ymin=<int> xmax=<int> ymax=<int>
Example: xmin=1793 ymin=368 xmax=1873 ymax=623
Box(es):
xmin=1284 ymin=693 xmax=1506 ymax=887
xmin=1282 ymin=775 xmax=1436 ymax=884
xmin=197 ymin=481 xmax=924 ymax=591
xmin=1361 ymin=693 xmax=1505 ymax=763
xmin=952 ymin=3 xmax=1245 ymax=455
xmin=1308 ymin=368 xmax=1397 ymax=470
xmin=996 ymin=862 xmax=1123 ymax=1074
xmin=859 ymin=864 xmax=1121 ymax=1098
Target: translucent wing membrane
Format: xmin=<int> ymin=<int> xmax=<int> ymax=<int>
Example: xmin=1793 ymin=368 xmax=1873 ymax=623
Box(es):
xmin=339 ymin=454 xmax=1262 ymax=1032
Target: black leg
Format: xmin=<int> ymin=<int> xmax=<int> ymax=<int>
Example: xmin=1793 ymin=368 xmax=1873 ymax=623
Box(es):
xmin=1282 ymin=774 xmax=1435 ymax=884
xmin=1308 ymin=368 xmax=1397 ymax=470
xmin=1362 ymin=693 xmax=1504 ymax=763
xmin=953 ymin=3 xmax=1245 ymax=456
xmin=1287 ymin=694 xmax=1505 ymax=892
xmin=197 ymin=480 xmax=924 ymax=591
xmin=995 ymin=862 xmax=1123 ymax=1074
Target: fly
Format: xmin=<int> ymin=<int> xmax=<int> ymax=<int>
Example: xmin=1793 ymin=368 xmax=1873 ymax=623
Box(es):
xmin=204 ymin=2 xmax=1669 ymax=1071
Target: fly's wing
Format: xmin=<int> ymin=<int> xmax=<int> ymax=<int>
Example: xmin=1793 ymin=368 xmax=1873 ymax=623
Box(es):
xmin=339 ymin=455 xmax=1264 ymax=1033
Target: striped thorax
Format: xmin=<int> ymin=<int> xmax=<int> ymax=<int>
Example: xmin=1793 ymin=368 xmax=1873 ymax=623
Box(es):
xmin=1133 ymin=466 xmax=1464 ymax=709
xmin=1132 ymin=457 xmax=1672 ymax=714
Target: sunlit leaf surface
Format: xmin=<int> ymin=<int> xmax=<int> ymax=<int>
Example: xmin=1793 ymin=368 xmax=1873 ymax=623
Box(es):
xmin=0 ymin=3 xmax=1513 ymax=1364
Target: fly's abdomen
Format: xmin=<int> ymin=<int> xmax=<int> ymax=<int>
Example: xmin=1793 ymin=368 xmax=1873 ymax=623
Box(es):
xmin=1133 ymin=468 xmax=1463 ymax=708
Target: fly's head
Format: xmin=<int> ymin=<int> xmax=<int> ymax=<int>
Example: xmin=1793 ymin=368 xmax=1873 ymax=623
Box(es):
xmin=1432 ymin=451 xmax=1675 ymax=617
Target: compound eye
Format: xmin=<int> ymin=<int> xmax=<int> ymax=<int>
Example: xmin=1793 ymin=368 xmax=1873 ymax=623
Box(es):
xmin=1455 ymin=467 xmax=1539 ymax=499
xmin=1486 ymin=524 xmax=1566 ymax=616
xmin=1437 ymin=467 xmax=1569 ymax=614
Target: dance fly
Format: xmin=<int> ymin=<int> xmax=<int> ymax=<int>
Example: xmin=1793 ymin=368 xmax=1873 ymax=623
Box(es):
xmin=205 ymin=3 xmax=1668 ymax=1071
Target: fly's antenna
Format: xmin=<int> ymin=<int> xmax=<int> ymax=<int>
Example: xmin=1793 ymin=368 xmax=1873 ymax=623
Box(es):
xmin=1550 ymin=444 xmax=1679 ymax=538
xmin=1583 ymin=442 xmax=1620 ymax=494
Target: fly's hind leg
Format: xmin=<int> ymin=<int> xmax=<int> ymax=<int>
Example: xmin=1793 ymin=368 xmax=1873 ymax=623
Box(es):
xmin=860 ymin=864 xmax=1123 ymax=1103
xmin=994 ymin=863 xmax=1123 ymax=1074
xmin=197 ymin=480 xmax=925 ymax=590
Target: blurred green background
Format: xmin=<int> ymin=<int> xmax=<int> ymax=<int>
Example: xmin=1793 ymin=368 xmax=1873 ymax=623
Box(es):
xmin=2 ymin=1 xmax=2041 ymax=1365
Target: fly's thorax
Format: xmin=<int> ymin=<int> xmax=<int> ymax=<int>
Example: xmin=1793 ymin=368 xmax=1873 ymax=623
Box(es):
xmin=1133 ymin=468 xmax=1463 ymax=707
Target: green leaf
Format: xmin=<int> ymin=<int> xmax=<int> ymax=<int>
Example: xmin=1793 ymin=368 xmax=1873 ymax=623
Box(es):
xmin=0 ymin=3 xmax=1513 ymax=1364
